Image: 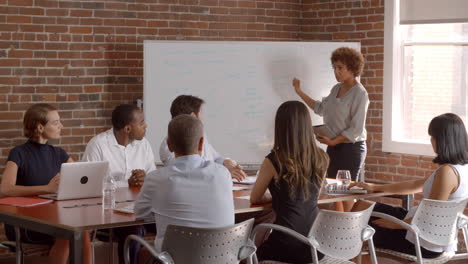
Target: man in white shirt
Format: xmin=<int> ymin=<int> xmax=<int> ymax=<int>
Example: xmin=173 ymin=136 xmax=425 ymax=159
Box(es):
xmin=82 ymin=104 xmax=156 ymax=264
xmin=135 ymin=114 xmax=235 ymax=251
xmin=159 ymin=95 xmax=246 ymax=181
xmin=83 ymin=104 xmax=156 ymax=187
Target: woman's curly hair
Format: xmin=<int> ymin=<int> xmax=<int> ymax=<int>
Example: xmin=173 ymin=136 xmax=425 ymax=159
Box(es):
xmin=331 ymin=47 xmax=365 ymax=77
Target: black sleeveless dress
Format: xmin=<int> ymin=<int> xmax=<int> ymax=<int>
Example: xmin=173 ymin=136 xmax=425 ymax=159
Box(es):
xmin=256 ymin=152 xmax=324 ymax=263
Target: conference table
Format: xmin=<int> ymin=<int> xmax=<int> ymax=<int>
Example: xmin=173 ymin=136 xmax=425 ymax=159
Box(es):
xmin=0 ymin=185 xmax=396 ymax=264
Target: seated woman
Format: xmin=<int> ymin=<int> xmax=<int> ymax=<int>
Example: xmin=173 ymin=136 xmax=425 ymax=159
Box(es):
xmin=353 ymin=113 xmax=468 ymax=258
xmin=250 ymin=101 xmax=329 ymax=263
xmin=0 ymin=103 xmax=92 ymax=264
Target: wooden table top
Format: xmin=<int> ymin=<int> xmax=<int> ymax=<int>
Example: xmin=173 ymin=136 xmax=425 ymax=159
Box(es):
xmin=0 ymin=185 xmax=392 ymax=232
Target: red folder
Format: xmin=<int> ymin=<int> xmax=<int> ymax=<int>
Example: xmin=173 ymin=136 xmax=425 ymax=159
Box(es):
xmin=0 ymin=196 xmax=53 ymax=207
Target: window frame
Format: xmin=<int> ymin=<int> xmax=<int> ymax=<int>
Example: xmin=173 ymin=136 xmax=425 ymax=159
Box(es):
xmin=383 ymin=0 xmax=435 ymax=156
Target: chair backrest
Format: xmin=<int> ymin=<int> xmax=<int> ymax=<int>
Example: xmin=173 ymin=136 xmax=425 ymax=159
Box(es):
xmin=161 ymin=218 xmax=255 ymax=264
xmin=412 ymin=198 xmax=468 ymax=246
xmin=308 ymin=202 xmax=375 ymax=260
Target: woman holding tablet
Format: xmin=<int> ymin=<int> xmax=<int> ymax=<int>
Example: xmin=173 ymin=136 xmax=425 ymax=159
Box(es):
xmin=0 ymin=104 xmax=91 ymax=264
xmin=293 ymin=47 xmax=369 ymax=190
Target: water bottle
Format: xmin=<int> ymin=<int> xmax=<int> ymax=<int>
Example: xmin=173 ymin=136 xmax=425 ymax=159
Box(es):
xmin=102 ymin=174 xmax=116 ymax=210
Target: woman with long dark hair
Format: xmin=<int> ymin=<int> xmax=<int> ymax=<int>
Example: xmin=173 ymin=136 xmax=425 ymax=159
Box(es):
xmin=250 ymin=100 xmax=329 ymax=263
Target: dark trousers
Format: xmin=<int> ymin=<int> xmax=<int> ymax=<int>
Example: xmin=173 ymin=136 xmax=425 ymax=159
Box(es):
xmin=370 ymin=203 xmax=443 ymax=258
xmin=5 ymin=224 xmax=54 ymax=245
xmin=327 ymin=141 xmax=366 ymax=181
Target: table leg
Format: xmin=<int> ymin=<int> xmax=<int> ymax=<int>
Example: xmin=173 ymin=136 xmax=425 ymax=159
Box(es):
xmin=14 ymin=226 xmax=23 ymax=264
xmin=69 ymin=231 xmax=83 ymax=264
xmin=109 ymin=229 xmax=114 ymax=264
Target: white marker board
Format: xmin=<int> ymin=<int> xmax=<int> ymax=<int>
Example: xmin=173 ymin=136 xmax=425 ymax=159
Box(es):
xmin=144 ymin=41 xmax=360 ymax=166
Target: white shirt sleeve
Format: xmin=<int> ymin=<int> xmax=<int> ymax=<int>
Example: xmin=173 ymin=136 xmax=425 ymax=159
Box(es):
xmin=134 ymin=170 xmax=157 ymax=221
xmin=159 ymin=136 xmax=174 ymax=166
xmin=143 ymin=138 xmax=157 ymax=173
xmin=313 ymin=84 xmax=338 ymax=117
xmin=203 ymin=137 xmax=225 ymax=165
xmin=82 ymin=137 xmax=103 ymax=162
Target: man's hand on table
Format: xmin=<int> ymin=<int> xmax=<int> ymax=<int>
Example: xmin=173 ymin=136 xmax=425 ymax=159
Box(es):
xmin=128 ymin=169 xmax=145 ymax=187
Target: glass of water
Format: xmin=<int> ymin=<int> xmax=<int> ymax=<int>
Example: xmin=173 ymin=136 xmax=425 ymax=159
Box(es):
xmin=336 ymin=170 xmax=351 ymax=191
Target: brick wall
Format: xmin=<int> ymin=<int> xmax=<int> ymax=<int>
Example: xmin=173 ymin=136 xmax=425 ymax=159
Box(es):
xmin=0 ymin=0 xmax=440 ymax=182
xmin=301 ymin=0 xmax=438 ymax=185
xmin=0 ymin=0 xmax=302 ymax=165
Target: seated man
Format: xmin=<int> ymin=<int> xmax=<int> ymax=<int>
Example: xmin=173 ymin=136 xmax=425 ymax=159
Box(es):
xmin=83 ymin=104 xmax=156 ymax=187
xmin=159 ymin=95 xmax=246 ymax=181
xmin=135 ymin=114 xmax=235 ymax=251
xmin=82 ymin=104 xmax=156 ymax=264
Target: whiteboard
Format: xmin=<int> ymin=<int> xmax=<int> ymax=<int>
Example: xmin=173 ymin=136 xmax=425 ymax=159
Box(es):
xmin=144 ymin=41 xmax=360 ymax=166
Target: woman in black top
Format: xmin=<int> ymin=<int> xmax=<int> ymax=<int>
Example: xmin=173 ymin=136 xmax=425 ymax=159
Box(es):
xmin=251 ymin=101 xmax=329 ymax=263
xmin=0 ymin=103 xmax=92 ymax=264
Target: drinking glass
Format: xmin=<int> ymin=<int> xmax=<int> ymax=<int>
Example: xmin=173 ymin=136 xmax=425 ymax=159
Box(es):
xmin=336 ymin=170 xmax=351 ymax=190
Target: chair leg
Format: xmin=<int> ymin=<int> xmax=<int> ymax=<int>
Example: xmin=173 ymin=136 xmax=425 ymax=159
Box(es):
xmin=462 ymin=226 xmax=468 ymax=252
xmin=367 ymin=239 xmax=378 ymax=264
xmin=90 ymin=229 xmax=97 ymax=264
xmin=14 ymin=226 xmax=23 ymax=264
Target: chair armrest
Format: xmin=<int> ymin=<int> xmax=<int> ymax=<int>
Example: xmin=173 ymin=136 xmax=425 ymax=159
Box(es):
xmin=458 ymin=214 xmax=468 ymax=229
xmin=372 ymin=211 xmax=426 ymax=263
xmin=238 ymin=238 xmax=257 ymax=261
xmin=361 ymin=226 xmax=375 ymax=241
xmin=124 ymin=235 xmax=174 ymax=264
xmin=250 ymin=223 xmax=317 ymax=248
xmin=371 ymin=212 xmax=420 ymax=234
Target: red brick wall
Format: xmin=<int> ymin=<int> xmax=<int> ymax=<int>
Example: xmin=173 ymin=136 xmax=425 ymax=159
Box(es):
xmin=0 ymin=0 xmax=302 ymax=166
xmin=301 ymin=0 xmax=438 ymax=184
xmin=0 ymin=0 xmax=439 ymax=182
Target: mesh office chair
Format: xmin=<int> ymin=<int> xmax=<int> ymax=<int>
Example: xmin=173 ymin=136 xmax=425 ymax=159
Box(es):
xmin=124 ymin=218 xmax=256 ymax=264
xmin=372 ymin=198 xmax=468 ymax=264
xmin=250 ymin=203 xmax=377 ymax=264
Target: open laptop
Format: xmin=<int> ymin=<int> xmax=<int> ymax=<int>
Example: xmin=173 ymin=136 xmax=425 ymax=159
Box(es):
xmin=39 ymin=161 xmax=109 ymax=201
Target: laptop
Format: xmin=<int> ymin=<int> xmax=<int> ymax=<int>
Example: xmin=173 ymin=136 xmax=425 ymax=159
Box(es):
xmin=39 ymin=161 xmax=109 ymax=201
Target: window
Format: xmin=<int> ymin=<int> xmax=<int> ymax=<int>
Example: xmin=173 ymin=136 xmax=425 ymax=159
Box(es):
xmin=383 ymin=0 xmax=468 ymax=156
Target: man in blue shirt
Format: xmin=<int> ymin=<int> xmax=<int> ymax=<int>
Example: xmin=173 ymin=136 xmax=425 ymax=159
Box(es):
xmin=135 ymin=114 xmax=235 ymax=251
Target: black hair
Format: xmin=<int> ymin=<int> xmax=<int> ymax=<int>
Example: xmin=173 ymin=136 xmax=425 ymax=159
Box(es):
xmin=170 ymin=95 xmax=205 ymax=119
xmin=111 ymin=104 xmax=140 ymax=130
xmin=428 ymin=113 xmax=468 ymax=165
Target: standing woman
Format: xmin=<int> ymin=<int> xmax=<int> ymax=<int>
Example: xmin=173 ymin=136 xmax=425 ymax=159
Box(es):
xmin=0 ymin=103 xmax=92 ymax=264
xmin=293 ymin=47 xmax=369 ymax=186
xmin=250 ymin=101 xmax=329 ymax=263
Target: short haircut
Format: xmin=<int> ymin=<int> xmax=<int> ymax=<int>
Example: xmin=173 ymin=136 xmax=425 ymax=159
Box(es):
xmin=331 ymin=47 xmax=365 ymax=77
xmin=428 ymin=113 xmax=468 ymax=165
xmin=170 ymin=95 xmax=205 ymax=119
xmin=24 ymin=103 xmax=57 ymax=139
xmin=111 ymin=104 xmax=140 ymax=130
xmin=168 ymin=114 xmax=204 ymax=155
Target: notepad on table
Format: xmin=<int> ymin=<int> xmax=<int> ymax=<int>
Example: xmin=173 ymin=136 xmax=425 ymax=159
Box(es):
xmin=233 ymin=176 xmax=257 ymax=185
xmin=114 ymin=203 xmax=134 ymax=214
xmin=0 ymin=196 xmax=53 ymax=207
